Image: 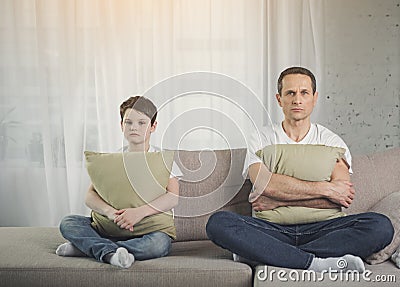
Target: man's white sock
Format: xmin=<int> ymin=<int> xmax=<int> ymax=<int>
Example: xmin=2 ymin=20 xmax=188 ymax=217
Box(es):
xmin=232 ymin=253 xmax=260 ymax=266
xmin=232 ymin=253 xmax=240 ymax=262
xmin=109 ymin=247 xmax=135 ymax=268
xmin=56 ymin=242 xmax=85 ymax=257
xmin=308 ymin=254 xmax=365 ymax=273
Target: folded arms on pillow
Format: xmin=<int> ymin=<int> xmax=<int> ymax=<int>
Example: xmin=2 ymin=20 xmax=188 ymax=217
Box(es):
xmin=85 ymin=151 xmax=178 ymax=239
xmin=251 ymin=144 xmax=349 ymax=224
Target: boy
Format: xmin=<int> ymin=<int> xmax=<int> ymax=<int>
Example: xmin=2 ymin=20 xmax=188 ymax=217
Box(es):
xmin=56 ymin=96 xmax=181 ymax=268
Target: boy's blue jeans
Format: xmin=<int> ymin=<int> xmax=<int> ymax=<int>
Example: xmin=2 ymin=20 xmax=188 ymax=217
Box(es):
xmin=59 ymin=215 xmax=172 ymax=262
xmin=206 ymin=211 xmax=394 ymax=269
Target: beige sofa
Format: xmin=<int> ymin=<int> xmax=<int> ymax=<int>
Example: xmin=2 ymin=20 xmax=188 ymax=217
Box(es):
xmin=0 ymin=148 xmax=399 ymax=287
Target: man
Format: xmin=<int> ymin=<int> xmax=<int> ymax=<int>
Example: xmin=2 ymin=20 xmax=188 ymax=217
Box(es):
xmin=206 ymin=67 xmax=394 ymax=272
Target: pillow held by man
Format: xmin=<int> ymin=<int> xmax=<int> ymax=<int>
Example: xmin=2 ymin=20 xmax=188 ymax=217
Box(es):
xmin=254 ymin=144 xmax=346 ymax=224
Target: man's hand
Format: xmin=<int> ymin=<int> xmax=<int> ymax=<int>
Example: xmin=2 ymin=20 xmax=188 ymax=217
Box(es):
xmin=114 ymin=208 xmax=146 ymax=232
xmin=325 ymin=158 xmax=355 ymax=208
xmin=252 ymin=195 xmax=342 ymax=211
xmin=252 ymin=196 xmax=281 ymax=211
xmin=325 ymin=179 xmax=355 ymax=208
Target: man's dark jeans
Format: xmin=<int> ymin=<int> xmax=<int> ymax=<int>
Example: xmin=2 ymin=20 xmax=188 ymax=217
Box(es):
xmin=206 ymin=211 xmax=394 ymax=269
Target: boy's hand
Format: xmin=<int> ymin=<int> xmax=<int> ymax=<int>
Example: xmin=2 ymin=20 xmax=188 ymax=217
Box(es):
xmin=114 ymin=208 xmax=145 ymax=232
xmin=106 ymin=212 xmax=117 ymax=221
xmin=105 ymin=207 xmax=118 ymax=221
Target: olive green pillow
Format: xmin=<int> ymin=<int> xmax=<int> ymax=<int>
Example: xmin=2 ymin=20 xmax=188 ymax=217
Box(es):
xmin=255 ymin=144 xmax=346 ymax=224
xmin=84 ymin=151 xmax=176 ymax=239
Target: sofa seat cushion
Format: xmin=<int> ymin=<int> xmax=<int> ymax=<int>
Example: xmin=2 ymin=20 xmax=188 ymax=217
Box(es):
xmin=0 ymin=227 xmax=252 ymax=287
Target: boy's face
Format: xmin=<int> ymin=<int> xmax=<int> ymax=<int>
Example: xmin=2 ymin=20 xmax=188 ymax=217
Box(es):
xmin=121 ymin=108 xmax=156 ymax=146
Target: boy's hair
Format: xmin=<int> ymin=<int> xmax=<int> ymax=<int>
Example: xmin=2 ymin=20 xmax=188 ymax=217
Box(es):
xmin=120 ymin=96 xmax=158 ymax=125
xmin=277 ymin=66 xmax=317 ymax=95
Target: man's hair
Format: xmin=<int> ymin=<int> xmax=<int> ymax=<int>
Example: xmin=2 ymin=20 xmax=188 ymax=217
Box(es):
xmin=277 ymin=66 xmax=316 ymax=95
xmin=119 ymin=96 xmax=158 ymax=125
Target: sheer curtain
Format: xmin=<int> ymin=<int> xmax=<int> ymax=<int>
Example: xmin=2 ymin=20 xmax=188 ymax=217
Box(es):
xmin=0 ymin=0 xmax=324 ymax=227
xmin=264 ymin=0 xmax=325 ymax=123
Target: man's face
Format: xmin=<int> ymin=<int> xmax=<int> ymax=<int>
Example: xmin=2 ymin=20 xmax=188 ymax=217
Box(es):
xmin=121 ymin=108 xmax=156 ymax=145
xmin=276 ymin=74 xmax=318 ymax=122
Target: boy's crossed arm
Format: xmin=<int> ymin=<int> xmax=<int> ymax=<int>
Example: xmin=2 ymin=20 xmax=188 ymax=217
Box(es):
xmin=114 ymin=177 xmax=179 ymax=232
xmin=85 ymin=177 xmax=179 ymax=232
xmin=85 ymin=184 xmax=118 ymax=220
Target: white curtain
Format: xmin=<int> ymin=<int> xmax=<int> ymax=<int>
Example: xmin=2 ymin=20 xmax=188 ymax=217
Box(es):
xmin=0 ymin=0 xmax=323 ymax=227
xmin=264 ymin=0 xmax=325 ymax=123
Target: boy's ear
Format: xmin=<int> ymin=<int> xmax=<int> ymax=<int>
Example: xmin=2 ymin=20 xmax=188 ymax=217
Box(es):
xmin=150 ymin=121 xmax=157 ymax=133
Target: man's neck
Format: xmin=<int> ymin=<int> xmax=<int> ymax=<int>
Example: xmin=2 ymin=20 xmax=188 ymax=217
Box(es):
xmin=127 ymin=142 xmax=150 ymax=152
xmin=281 ymin=119 xmax=311 ymax=142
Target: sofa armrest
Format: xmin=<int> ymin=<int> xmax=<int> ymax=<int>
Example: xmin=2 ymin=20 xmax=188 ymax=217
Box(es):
xmin=365 ymin=191 xmax=400 ymax=264
xmin=392 ymin=246 xmax=400 ymax=268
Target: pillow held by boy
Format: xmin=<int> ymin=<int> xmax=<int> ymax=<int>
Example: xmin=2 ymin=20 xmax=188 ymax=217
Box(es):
xmin=56 ymin=96 xmax=181 ymax=268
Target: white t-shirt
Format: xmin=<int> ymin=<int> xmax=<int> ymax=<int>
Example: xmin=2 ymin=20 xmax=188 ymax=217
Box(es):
xmin=245 ymin=123 xmax=352 ymax=174
xmin=122 ymin=145 xmax=183 ymax=179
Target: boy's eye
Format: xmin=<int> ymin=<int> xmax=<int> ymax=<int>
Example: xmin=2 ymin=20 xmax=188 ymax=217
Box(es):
xmin=124 ymin=121 xmax=132 ymax=125
xmin=139 ymin=121 xmax=146 ymax=125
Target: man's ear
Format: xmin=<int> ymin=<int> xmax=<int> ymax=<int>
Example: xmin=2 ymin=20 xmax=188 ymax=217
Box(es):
xmin=150 ymin=121 xmax=157 ymax=133
xmin=313 ymin=91 xmax=319 ymax=107
xmin=275 ymin=94 xmax=282 ymax=107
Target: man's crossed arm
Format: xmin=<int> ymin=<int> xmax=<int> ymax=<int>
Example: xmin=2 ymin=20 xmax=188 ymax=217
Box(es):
xmin=249 ymin=158 xmax=355 ymax=211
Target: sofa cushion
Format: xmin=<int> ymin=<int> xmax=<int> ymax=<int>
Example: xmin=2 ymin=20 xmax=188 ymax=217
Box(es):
xmin=391 ymin=245 xmax=400 ymax=268
xmin=366 ymin=191 xmax=400 ymax=264
xmin=254 ymin=144 xmax=346 ymax=224
xmin=347 ymin=148 xmax=400 ymax=214
xmin=173 ymin=149 xmax=251 ymax=241
xmin=0 ymin=227 xmax=252 ymax=287
xmin=84 ymin=151 xmax=176 ymax=239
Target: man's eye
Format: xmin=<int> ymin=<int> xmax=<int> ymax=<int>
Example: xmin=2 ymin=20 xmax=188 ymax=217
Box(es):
xmin=139 ymin=121 xmax=146 ymax=125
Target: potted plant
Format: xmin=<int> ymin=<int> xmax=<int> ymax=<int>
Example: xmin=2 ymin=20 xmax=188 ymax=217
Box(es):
xmin=0 ymin=107 xmax=19 ymax=161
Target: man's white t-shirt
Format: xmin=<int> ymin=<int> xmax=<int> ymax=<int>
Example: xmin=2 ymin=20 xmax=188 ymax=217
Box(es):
xmin=245 ymin=123 xmax=352 ymax=174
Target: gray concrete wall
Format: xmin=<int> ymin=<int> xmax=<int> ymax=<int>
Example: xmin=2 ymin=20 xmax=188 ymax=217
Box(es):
xmin=319 ymin=0 xmax=399 ymax=155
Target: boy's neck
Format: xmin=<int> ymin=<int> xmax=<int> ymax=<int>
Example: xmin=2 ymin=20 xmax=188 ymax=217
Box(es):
xmin=127 ymin=142 xmax=150 ymax=152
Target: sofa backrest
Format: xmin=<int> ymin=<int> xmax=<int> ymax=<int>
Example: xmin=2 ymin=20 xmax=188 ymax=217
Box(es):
xmin=173 ymin=149 xmax=252 ymax=241
xmin=173 ymin=147 xmax=400 ymax=240
xmin=347 ymin=147 xmax=400 ymax=214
